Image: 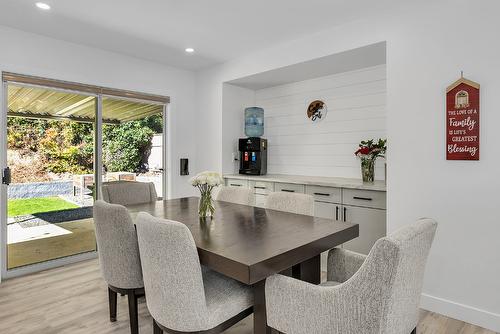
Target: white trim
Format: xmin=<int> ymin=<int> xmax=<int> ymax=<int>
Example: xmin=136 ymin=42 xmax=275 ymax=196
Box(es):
xmin=421 ymin=293 xmax=500 ymax=332
xmin=0 ymin=81 xmax=7 ymax=281
xmin=94 ymin=95 xmax=103 ymax=200
xmin=162 ymin=103 xmax=169 ymax=199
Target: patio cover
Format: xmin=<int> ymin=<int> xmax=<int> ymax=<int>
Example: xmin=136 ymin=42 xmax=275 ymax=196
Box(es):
xmin=7 ymin=84 xmax=163 ymax=124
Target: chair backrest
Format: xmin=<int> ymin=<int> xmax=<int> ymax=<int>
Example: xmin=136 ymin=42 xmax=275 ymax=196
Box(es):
xmin=381 ymin=218 xmax=437 ymax=334
xmin=135 ymin=212 xmax=209 ymax=331
xmin=347 ymin=218 xmax=437 ymax=334
xmin=215 ymin=186 xmax=255 ymax=206
xmin=93 ymin=200 xmax=143 ymax=289
xmin=265 ymin=192 xmax=314 ymax=216
xmin=101 ymin=181 xmax=157 ymax=206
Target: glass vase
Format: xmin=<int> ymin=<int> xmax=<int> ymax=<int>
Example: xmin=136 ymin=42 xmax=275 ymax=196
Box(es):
xmin=360 ymin=157 xmax=376 ymax=183
xmin=198 ymin=192 xmax=215 ymax=218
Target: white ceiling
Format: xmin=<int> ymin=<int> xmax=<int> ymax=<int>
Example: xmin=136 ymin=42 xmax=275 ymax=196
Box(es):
xmin=0 ymin=0 xmax=411 ymax=70
xmin=228 ymin=42 xmax=386 ymax=90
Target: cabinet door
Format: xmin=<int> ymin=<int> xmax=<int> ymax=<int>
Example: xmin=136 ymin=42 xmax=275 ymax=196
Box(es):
xmin=313 ymin=201 xmax=341 ymax=273
xmin=314 ymin=201 xmax=339 ymax=220
xmin=342 ymin=205 xmax=386 ymax=255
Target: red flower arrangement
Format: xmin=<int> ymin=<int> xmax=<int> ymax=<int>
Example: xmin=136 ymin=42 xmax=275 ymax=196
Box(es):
xmin=354 ymin=139 xmax=387 ymax=158
xmin=355 ymin=139 xmax=387 ymax=183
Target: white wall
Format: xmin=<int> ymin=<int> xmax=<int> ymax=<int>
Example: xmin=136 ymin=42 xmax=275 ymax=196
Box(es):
xmin=0 ymin=26 xmax=199 ymax=279
xmin=221 ymin=84 xmax=255 ymax=174
xmin=255 ymin=65 xmax=386 ymax=179
xmin=196 ymin=0 xmax=500 ymax=331
xmin=0 ymin=26 xmax=197 ymax=199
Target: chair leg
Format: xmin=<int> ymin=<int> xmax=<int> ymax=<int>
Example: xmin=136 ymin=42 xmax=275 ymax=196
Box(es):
xmin=153 ymin=320 xmax=163 ymax=334
xmin=127 ymin=291 xmax=139 ymax=334
xmin=411 ymin=327 xmax=417 ymax=334
xmin=108 ymin=287 xmax=117 ymax=322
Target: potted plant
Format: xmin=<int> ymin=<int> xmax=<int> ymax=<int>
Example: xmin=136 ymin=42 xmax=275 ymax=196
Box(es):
xmin=355 ymin=139 xmax=387 ymax=183
xmin=190 ymin=171 xmax=223 ymax=218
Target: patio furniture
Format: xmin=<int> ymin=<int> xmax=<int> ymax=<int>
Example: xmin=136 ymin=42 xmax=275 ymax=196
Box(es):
xmin=93 ymin=200 xmax=144 ymax=334
xmin=72 ymin=172 xmax=136 ymax=202
xmin=265 ymin=218 xmax=438 ymax=334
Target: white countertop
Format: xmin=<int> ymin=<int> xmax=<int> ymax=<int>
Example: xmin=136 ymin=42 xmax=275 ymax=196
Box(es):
xmin=223 ymin=174 xmax=386 ymax=192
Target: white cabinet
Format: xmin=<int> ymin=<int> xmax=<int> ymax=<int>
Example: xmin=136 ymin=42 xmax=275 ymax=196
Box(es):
xmin=255 ymin=194 xmax=267 ymax=208
xmin=274 ymin=182 xmax=305 ymax=193
xmin=313 ymin=201 xmax=339 ymax=220
xmin=223 ymin=176 xmax=387 ymax=257
xmin=342 ymin=205 xmax=386 ymax=255
xmin=225 ymin=178 xmax=248 ymax=188
xmin=306 ymin=185 xmax=341 ymax=204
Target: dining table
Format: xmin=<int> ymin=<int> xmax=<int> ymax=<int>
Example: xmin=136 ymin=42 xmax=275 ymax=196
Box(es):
xmin=126 ymin=196 xmax=359 ymax=334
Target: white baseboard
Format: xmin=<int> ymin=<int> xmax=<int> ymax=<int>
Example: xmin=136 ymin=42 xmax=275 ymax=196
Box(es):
xmin=420 ymin=293 xmax=500 ymax=332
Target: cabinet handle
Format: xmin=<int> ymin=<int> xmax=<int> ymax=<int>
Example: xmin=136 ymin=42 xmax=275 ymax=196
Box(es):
xmin=353 ymin=196 xmax=373 ymax=201
xmin=313 ymin=192 xmax=330 ymax=196
xmin=281 ymin=189 xmax=295 ymax=193
xmin=335 ymin=206 xmax=339 ymax=220
xmin=254 ymin=186 xmax=266 ymax=189
xmin=230 ymin=184 xmax=242 ymax=187
xmin=343 ymin=207 xmax=347 ymax=222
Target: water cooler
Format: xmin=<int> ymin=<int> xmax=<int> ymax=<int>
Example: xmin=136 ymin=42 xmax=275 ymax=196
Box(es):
xmin=238 ymin=137 xmax=267 ymax=175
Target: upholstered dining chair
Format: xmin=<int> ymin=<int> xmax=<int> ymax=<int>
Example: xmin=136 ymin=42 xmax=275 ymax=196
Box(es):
xmin=265 ymin=191 xmax=314 ymax=216
xmin=265 ymin=218 xmax=438 ymax=334
xmin=93 ymin=200 xmax=144 ymax=334
xmin=215 ymin=186 xmax=255 ymax=206
xmin=101 ymin=181 xmax=157 ymax=206
xmin=135 ymin=212 xmax=254 ymax=334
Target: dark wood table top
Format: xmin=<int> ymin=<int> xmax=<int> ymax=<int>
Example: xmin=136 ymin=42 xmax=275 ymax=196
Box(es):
xmin=127 ymin=197 xmax=359 ymax=285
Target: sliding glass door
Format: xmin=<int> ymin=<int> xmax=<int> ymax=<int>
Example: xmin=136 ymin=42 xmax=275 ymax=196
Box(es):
xmin=101 ymin=96 xmax=166 ymax=198
xmin=1 ymin=74 xmax=168 ymax=277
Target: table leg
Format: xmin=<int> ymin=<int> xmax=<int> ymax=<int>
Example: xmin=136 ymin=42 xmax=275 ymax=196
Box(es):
xmin=292 ymin=254 xmax=321 ymax=284
xmin=253 ymin=280 xmax=271 ymax=334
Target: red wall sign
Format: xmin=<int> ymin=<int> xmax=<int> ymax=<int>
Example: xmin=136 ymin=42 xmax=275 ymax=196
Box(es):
xmin=446 ymin=77 xmax=480 ymax=160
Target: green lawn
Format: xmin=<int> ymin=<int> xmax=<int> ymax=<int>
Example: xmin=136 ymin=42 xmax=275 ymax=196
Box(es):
xmin=8 ymin=197 xmax=79 ymax=217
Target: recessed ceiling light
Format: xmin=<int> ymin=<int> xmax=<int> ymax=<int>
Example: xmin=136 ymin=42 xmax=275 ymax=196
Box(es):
xmin=185 ymin=48 xmax=195 ymax=53
xmin=35 ymin=2 xmax=51 ymax=10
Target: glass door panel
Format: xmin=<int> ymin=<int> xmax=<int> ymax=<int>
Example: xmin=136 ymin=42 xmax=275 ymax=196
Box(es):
xmin=5 ymin=84 xmax=97 ymax=269
xmin=101 ymin=96 xmax=164 ymax=198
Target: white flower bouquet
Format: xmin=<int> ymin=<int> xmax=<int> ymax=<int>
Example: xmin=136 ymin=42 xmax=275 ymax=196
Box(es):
xmin=190 ymin=171 xmax=223 ymax=218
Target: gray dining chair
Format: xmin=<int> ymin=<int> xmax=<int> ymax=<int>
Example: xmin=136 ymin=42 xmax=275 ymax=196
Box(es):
xmin=101 ymin=181 xmax=157 ymax=206
xmin=265 ymin=191 xmax=314 ymax=216
xmin=265 ymin=218 xmax=438 ymax=334
xmin=215 ymin=186 xmax=255 ymax=206
xmin=135 ymin=212 xmax=254 ymax=334
xmin=93 ymin=200 xmax=144 ymax=334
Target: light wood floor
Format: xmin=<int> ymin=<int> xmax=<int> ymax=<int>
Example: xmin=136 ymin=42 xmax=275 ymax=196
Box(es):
xmin=0 ymin=259 xmax=496 ymax=334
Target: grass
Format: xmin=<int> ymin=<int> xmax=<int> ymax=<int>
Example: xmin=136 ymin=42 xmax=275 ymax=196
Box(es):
xmin=8 ymin=197 xmax=79 ymax=217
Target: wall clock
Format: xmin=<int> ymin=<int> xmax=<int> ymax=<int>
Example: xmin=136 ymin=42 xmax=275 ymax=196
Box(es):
xmin=307 ymin=100 xmax=327 ymax=123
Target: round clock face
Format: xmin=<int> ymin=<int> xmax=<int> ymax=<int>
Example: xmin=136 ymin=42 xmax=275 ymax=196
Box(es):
xmin=307 ymin=100 xmax=327 ymax=123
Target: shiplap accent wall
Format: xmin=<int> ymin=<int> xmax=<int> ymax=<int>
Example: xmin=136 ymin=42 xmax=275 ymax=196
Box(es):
xmin=255 ymin=65 xmax=386 ymax=179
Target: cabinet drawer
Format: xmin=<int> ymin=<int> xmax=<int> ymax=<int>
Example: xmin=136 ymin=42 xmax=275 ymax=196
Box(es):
xmin=274 ymin=182 xmax=305 ymax=193
xmin=342 ymin=189 xmax=386 ymax=209
xmin=249 ymin=181 xmax=274 ymax=195
xmin=306 ymin=185 xmax=341 ymax=203
xmin=225 ymin=178 xmax=248 ymax=188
